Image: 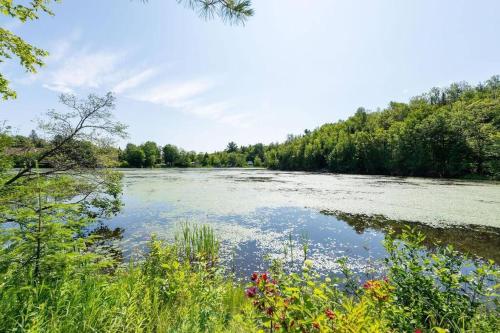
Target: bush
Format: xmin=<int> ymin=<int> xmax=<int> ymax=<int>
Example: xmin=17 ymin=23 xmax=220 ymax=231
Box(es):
xmin=0 ymin=225 xmax=498 ymax=332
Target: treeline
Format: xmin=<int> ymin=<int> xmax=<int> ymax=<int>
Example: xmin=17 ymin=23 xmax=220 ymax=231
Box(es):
xmin=7 ymin=130 xmax=120 ymax=169
xmin=265 ymin=76 xmax=500 ymax=178
xmin=10 ymin=76 xmax=499 ymax=178
xmin=118 ymin=141 xmax=266 ymax=168
xmin=119 ymin=76 xmax=499 ymax=179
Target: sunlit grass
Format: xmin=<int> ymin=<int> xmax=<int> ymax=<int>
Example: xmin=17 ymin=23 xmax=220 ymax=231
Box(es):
xmin=0 ymin=225 xmax=498 ymax=332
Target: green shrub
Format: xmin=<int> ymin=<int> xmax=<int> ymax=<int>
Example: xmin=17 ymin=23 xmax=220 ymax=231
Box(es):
xmin=0 ymin=225 xmax=498 ymax=332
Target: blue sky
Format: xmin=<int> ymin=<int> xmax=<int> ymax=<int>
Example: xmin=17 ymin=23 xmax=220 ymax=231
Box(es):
xmin=1 ymin=0 xmax=499 ymax=151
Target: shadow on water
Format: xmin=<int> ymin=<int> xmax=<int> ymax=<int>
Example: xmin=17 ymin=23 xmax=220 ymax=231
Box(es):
xmin=322 ymin=210 xmax=500 ymax=263
xmin=86 ymin=224 xmax=125 ymax=270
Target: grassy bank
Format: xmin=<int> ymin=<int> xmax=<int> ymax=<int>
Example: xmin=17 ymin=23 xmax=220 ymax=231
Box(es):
xmin=0 ymin=226 xmax=498 ymax=332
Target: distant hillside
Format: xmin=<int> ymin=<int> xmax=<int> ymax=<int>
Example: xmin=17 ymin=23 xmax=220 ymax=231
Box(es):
xmin=264 ymin=76 xmax=500 ymax=179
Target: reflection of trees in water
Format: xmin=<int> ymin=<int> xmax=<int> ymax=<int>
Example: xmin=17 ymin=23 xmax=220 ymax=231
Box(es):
xmin=86 ymin=224 xmax=125 ymax=269
xmin=322 ymin=210 xmax=500 ymax=263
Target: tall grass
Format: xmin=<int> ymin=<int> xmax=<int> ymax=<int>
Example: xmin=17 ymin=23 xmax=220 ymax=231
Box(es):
xmin=175 ymin=222 xmax=220 ymax=268
xmin=0 ymin=225 xmax=498 ymax=332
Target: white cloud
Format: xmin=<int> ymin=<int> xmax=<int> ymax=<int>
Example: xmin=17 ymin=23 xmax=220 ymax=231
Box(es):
xmin=132 ymin=80 xmax=252 ymax=127
xmin=44 ymin=50 xmax=123 ymax=93
xmin=132 ymin=79 xmax=213 ymax=108
xmin=30 ymin=34 xmax=250 ymax=127
xmin=112 ymin=68 xmax=159 ymax=94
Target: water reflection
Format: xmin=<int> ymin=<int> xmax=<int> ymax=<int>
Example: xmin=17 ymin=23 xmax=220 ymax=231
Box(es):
xmin=86 ymin=224 xmax=125 ymax=269
xmin=322 ymin=210 xmax=500 ymax=263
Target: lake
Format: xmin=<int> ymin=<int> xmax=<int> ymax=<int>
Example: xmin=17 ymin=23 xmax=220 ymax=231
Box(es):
xmin=101 ymin=168 xmax=500 ymax=276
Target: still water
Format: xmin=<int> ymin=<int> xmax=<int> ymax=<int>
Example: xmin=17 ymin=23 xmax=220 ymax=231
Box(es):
xmin=101 ymin=168 xmax=500 ymax=275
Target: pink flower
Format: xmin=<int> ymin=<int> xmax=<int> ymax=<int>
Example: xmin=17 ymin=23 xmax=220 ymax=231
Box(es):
xmin=245 ymin=286 xmax=257 ymax=298
xmin=414 ymin=330 xmax=422 ymax=333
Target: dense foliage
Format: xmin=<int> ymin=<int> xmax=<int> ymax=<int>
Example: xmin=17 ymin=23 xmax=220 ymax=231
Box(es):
xmin=117 ymin=77 xmax=499 ymax=178
xmin=118 ymin=141 xmax=265 ymax=168
xmin=0 ymin=224 xmax=497 ymax=332
xmin=264 ymin=76 xmax=500 ymax=178
xmin=0 ymin=92 xmax=126 ymax=295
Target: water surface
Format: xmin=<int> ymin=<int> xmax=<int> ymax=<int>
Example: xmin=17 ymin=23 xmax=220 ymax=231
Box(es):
xmin=102 ymin=168 xmax=500 ymax=275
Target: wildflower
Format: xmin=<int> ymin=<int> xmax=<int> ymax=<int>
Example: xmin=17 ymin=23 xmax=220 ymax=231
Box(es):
xmin=245 ymin=286 xmax=257 ymax=298
xmin=325 ymin=308 xmax=335 ymax=320
xmin=266 ymin=306 xmax=274 ymax=316
xmin=251 ymin=272 xmax=258 ymax=281
xmin=261 ymin=272 xmax=268 ymax=281
xmin=363 ymin=280 xmax=381 ymax=290
xmin=414 ymin=330 xmax=422 ymax=333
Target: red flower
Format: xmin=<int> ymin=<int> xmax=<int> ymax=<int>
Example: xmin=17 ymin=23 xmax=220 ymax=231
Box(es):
xmin=325 ymin=308 xmax=336 ymax=320
xmin=251 ymin=272 xmax=258 ymax=281
xmin=245 ymin=286 xmax=257 ymax=298
xmin=266 ymin=306 xmax=274 ymax=316
xmin=363 ymin=280 xmax=381 ymax=290
xmin=261 ymin=273 xmax=268 ymax=281
xmin=414 ymin=330 xmax=422 ymax=333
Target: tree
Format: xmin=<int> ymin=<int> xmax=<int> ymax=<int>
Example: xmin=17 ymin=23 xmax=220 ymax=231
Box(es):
xmin=123 ymin=143 xmax=145 ymax=167
xmin=163 ymin=144 xmax=179 ymax=167
xmin=264 ymin=77 xmax=499 ymax=178
xmin=226 ymin=141 xmax=238 ymax=153
xmin=141 ymin=141 xmax=160 ymax=167
xmin=253 ymin=155 xmax=262 ymax=167
xmin=175 ymin=0 xmax=253 ymax=24
xmin=0 ymin=92 xmax=126 ymax=285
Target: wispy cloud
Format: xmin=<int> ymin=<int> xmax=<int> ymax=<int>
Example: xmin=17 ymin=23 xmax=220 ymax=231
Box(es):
xmin=29 ymin=33 xmax=250 ymax=127
xmin=42 ymin=50 xmax=124 ymax=93
xmin=131 ymin=79 xmax=252 ymax=127
xmin=112 ymin=68 xmax=159 ymax=94
xmin=132 ymin=79 xmax=213 ymax=108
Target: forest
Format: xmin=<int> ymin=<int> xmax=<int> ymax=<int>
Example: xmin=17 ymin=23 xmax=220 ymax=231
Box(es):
xmin=12 ymin=77 xmax=496 ymax=178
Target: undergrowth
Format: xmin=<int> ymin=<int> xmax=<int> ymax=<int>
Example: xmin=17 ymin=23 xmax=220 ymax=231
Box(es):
xmin=0 ymin=225 xmax=498 ymax=332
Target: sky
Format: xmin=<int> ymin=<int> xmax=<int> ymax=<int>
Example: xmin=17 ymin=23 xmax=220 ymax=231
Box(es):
xmin=1 ymin=0 xmax=499 ymax=152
